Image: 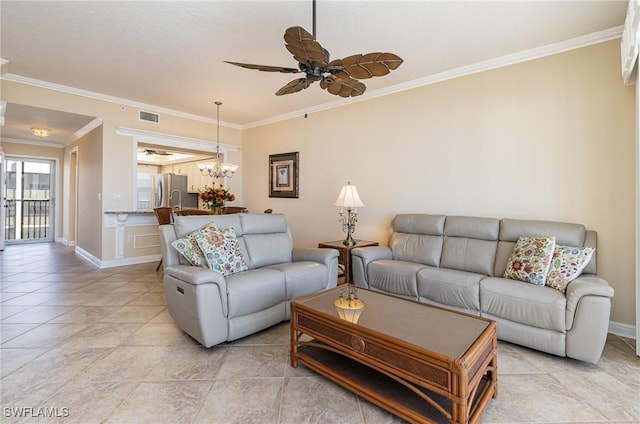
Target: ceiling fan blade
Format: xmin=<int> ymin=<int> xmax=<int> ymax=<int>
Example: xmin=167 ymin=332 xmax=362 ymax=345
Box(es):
xmin=224 ymin=61 xmax=300 ymax=73
xmin=284 ymin=26 xmax=328 ymax=67
xmin=320 ymin=76 xmax=366 ymax=98
xmin=329 ymin=52 xmax=403 ymax=80
xmin=144 ymin=149 xmax=172 ymax=156
xmin=276 ymin=78 xmax=313 ymax=96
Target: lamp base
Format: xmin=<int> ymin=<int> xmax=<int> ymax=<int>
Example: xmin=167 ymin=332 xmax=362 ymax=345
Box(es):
xmin=343 ymin=238 xmax=356 ymax=246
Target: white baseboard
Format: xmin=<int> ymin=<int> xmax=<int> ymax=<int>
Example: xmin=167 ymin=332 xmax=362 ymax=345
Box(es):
xmin=59 ymin=237 xmax=76 ymax=247
xmin=99 ymin=254 xmax=160 ymax=269
xmin=74 ymin=246 xmax=101 ymax=267
xmin=608 ymin=320 xmax=636 ymax=340
xmin=74 ymin=245 xmax=160 ymax=268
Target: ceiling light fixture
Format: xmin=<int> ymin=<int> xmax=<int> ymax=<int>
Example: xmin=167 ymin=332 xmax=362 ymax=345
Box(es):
xmin=31 ymin=128 xmax=51 ymax=138
xmin=198 ymin=101 xmax=238 ymax=179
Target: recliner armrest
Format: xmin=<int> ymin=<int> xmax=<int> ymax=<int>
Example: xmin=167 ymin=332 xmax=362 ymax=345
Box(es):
xmin=159 ymin=224 xmax=180 ymax=267
xmin=292 ymin=248 xmax=340 ymax=289
xmin=351 ymin=246 xmax=392 ymax=264
xmin=164 ymin=265 xmax=229 ymax=316
xmin=292 ymin=247 xmax=339 ymax=267
xmin=165 ymin=265 xmax=227 ymax=287
xmin=565 ymin=274 xmax=614 ymax=329
xmin=351 ymin=246 xmax=393 ymax=288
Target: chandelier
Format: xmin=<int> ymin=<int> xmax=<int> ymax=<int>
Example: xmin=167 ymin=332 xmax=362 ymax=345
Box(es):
xmin=198 ymin=101 xmax=238 ymax=179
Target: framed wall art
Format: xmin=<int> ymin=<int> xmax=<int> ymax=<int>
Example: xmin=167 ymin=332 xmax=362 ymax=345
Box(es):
xmin=269 ymin=152 xmax=299 ymax=198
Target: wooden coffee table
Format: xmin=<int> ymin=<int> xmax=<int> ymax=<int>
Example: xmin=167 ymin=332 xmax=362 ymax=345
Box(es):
xmin=290 ymin=286 xmax=497 ymax=424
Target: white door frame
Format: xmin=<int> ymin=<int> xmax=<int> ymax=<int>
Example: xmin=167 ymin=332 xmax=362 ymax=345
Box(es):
xmin=4 ymin=155 xmax=56 ymax=244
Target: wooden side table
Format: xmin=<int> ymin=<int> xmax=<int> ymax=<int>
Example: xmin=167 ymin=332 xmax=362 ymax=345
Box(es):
xmin=318 ymin=240 xmax=379 ymax=285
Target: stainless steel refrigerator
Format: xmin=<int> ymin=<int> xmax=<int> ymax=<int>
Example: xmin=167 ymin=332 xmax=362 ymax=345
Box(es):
xmin=154 ymin=173 xmax=198 ymax=209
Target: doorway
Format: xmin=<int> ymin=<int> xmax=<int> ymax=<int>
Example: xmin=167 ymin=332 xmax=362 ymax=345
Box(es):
xmin=4 ymin=157 xmax=55 ymax=243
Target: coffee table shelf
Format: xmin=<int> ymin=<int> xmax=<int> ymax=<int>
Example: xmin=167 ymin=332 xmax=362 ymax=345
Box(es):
xmin=291 ymin=287 xmax=497 ymax=424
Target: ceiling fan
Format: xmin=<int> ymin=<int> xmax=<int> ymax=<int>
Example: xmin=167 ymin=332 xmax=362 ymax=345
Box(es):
xmin=141 ymin=149 xmax=172 ymax=156
xmin=225 ymin=0 xmax=403 ymax=98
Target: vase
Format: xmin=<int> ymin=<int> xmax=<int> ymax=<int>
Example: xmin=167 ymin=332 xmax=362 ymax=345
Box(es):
xmin=210 ymin=205 xmax=223 ymax=215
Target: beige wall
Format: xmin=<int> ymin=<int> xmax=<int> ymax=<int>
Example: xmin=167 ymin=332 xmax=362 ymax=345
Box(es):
xmin=74 ymin=126 xmax=103 ymax=258
xmin=242 ymin=40 xmax=636 ymax=326
xmin=68 ymin=148 xmax=77 ymax=244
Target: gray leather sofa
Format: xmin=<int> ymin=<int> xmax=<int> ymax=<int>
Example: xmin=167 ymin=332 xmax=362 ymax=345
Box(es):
xmin=158 ymin=213 xmax=339 ymax=347
xmin=351 ymin=214 xmax=614 ymax=363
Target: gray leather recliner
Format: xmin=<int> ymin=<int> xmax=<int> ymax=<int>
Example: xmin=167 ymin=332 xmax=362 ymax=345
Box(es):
xmin=158 ymin=213 xmax=339 ymax=347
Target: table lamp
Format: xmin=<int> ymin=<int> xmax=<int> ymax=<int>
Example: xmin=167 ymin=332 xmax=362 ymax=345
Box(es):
xmin=335 ymin=182 xmax=364 ymax=246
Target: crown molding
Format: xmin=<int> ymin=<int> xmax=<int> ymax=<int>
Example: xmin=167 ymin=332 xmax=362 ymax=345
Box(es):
xmin=72 ymin=117 xmax=103 ymax=141
xmin=0 ymin=73 xmax=242 ymax=130
xmin=116 ymin=126 xmax=240 ymax=153
xmin=1 ymin=137 xmax=65 ymax=148
xmin=243 ymin=25 xmax=624 ymax=129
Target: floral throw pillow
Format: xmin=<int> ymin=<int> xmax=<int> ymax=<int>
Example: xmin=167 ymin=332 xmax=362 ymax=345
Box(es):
xmin=504 ymin=236 xmax=556 ymax=286
xmin=170 ymin=223 xmax=218 ymax=267
xmin=193 ymin=226 xmax=248 ymax=276
xmin=545 ymin=245 xmax=595 ymax=293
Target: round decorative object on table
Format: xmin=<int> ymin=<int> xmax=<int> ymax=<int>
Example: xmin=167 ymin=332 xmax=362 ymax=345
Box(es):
xmin=350 ymin=335 xmax=366 ymax=353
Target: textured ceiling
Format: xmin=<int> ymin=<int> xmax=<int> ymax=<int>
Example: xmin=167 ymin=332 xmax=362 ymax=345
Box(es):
xmin=0 ymin=0 xmax=629 ymax=146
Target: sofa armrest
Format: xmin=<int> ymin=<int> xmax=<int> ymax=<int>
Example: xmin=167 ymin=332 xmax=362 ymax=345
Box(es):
xmin=292 ymin=248 xmax=340 ymax=289
xmin=351 ymin=246 xmax=393 ymax=288
xmin=293 ymin=247 xmax=339 ymax=267
xmin=159 ymin=224 xmax=181 ymax=267
xmin=164 ymin=265 xmax=228 ymax=315
xmin=351 ymin=246 xmax=392 ymax=264
xmin=565 ymin=274 xmax=614 ymax=329
xmin=165 ymin=265 xmax=227 ymax=286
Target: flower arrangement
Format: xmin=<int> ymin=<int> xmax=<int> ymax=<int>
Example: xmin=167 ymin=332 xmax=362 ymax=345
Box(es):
xmin=199 ymin=185 xmax=235 ymax=212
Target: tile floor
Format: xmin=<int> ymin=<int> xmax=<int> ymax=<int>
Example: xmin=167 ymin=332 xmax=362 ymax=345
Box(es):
xmin=1 ymin=242 xmax=638 ymax=424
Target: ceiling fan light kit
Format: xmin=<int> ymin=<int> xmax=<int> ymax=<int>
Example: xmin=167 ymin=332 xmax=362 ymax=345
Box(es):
xmin=225 ymin=0 xmax=402 ymax=98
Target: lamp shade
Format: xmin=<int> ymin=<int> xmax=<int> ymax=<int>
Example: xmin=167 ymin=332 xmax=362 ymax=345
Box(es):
xmin=334 ymin=182 xmax=364 ymax=208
